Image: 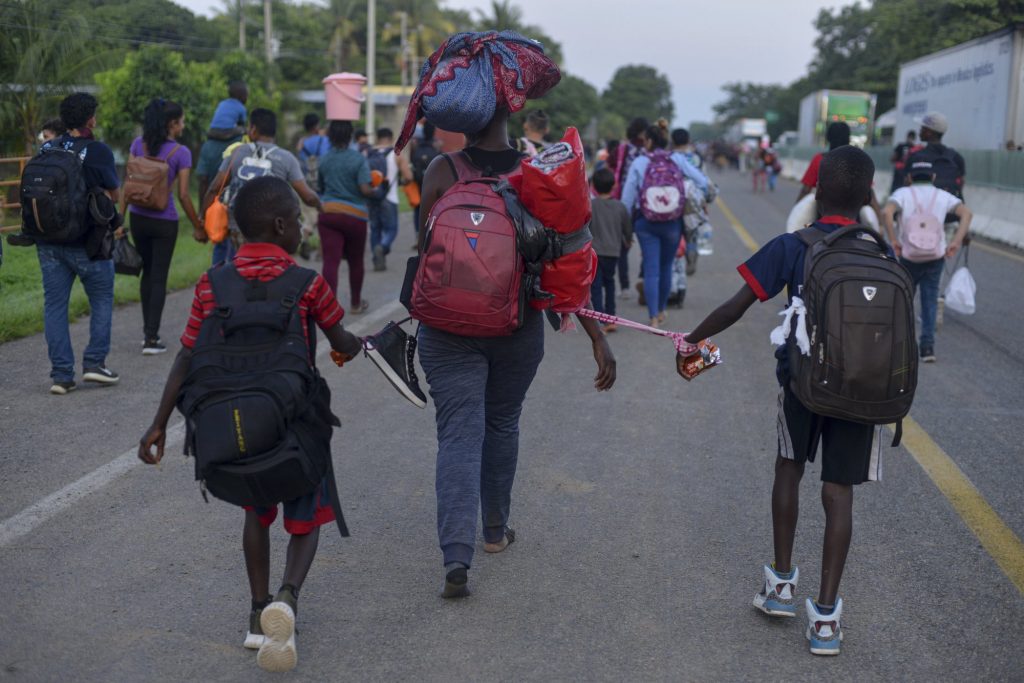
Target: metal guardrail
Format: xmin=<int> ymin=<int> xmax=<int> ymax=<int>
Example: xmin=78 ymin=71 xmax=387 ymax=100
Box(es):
xmin=1 ymin=156 xmax=30 ymax=234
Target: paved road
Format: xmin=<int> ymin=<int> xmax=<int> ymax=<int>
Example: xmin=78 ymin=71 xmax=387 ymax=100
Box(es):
xmin=1 ymin=171 xmax=1022 ymax=681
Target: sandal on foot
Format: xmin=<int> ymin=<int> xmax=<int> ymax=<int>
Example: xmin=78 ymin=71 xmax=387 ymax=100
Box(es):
xmin=483 ymin=528 xmax=516 ymax=554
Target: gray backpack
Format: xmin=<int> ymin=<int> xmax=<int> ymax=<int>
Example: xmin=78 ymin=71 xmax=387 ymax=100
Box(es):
xmin=788 ymin=225 xmax=917 ymax=445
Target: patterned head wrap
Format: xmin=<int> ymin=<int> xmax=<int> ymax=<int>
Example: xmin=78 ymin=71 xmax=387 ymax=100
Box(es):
xmin=394 ymin=30 xmax=561 ymax=153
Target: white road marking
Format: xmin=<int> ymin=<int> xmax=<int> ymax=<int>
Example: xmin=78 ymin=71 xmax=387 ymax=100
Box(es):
xmin=0 ymin=299 xmax=406 ymax=548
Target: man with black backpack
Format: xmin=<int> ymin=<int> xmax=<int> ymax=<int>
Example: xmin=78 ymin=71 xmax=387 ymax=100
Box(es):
xmin=138 ymin=176 xmax=363 ymax=673
xmin=409 ymin=121 xmax=441 ymax=244
xmin=365 ymin=127 xmax=412 ymax=271
xmin=905 ymin=112 xmax=965 ymax=202
xmin=679 ymin=146 xmax=916 ymax=656
xmin=18 ymin=93 xmax=122 ymax=395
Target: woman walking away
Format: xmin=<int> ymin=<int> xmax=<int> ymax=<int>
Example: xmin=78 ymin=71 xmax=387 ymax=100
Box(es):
xmin=123 ymin=98 xmax=203 ymax=354
xmin=620 ymin=123 xmax=687 ymax=328
xmin=317 ymin=121 xmax=374 ymax=313
xmin=390 ymin=30 xmax=616 ymax=599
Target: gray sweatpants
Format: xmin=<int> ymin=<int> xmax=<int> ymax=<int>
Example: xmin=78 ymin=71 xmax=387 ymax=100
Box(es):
xmin=417 ymin=311 xmax=545 ymax=568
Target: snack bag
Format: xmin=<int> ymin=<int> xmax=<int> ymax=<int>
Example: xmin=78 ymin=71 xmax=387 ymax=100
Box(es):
xmin=509 ymin=127 xmax=596 ymax=312
xmin=678 ymin=339 xmax=722 ymax=381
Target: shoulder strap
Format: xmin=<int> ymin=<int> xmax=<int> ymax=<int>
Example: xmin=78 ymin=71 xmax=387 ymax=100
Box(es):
xmin=795 ymin=225 xmax=828 ymax=247
xmin=165 ymin=144 xmax=181 ymax=162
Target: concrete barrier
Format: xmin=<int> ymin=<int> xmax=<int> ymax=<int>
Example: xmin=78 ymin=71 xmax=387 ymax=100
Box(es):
xmin=780 ymin=152 xmax=1024 ymax=249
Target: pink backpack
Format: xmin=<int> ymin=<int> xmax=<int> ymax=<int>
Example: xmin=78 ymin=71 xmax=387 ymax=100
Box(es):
xmin=410 ymin=153 xmax=527 ymax=337
xmin=639 ymin=150 xmax=686 ymax=222
xmin=901 ymin=186 xmax=945 ymax=262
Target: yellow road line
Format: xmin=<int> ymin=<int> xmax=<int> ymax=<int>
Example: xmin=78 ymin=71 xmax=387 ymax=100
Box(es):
xmin=972 ymin=240 xmax=1024 ymax=265
xmin=898 ymin=417 xmax=1024 ymax=594
xmin=721 ymin=191 xmax=1024 ymax=595
xmin=715 ymin=197 xmax=760 ymax=253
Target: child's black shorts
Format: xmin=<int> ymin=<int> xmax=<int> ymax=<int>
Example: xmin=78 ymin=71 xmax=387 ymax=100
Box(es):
xmin=776 ymin=387 xmax=883 ymax=485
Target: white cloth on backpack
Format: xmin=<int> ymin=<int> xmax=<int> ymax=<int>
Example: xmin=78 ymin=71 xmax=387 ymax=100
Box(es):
xmin=944 ymin=266 xmax=976 ymax=315
xmin=770 ymin=296 xmax=811 ymax=356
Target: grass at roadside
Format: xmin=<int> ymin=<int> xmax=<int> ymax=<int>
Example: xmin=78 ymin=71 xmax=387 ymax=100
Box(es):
xmin=0 ymin=217 xmax=212 ymax=343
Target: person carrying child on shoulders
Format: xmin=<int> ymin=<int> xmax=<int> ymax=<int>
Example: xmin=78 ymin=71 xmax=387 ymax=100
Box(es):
xmin=587 ymin=167 xmax=632 ymax=330
xmin=680 ymin=146 xmax=913 ymax=656
xmin=138 ymin=176 xmax=362 ymax=673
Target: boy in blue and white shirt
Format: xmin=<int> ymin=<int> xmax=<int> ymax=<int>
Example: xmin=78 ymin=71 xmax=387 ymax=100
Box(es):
xmin=679 ymin=146 xmax=886 ymax=656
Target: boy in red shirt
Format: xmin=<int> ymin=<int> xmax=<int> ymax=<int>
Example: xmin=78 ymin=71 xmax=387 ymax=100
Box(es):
xmin=138 ymin=176 xmax=362 ymax=672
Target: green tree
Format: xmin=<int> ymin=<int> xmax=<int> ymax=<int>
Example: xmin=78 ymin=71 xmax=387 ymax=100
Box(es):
xmin=0 ymin=1 xmax=103 ymax=154
xmin=94 ymin=48 xmax=223 ymax=152
xmin=511 ymin=72 xmax=600 ymax=138
xmin=472 ymin=0 xmax=564 ymax=64
xmin=601 ymin=65 xmax=673 ymax=124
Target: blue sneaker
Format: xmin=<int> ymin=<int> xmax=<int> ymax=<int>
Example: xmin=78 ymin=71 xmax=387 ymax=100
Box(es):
xmin=805 ymin=597 xmax=843 ymax=656
xmin=753 ymin=564 xmax=799 ymax=617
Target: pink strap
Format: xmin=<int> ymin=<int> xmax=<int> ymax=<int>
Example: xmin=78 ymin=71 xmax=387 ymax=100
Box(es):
xmin=575 ymin=308 xmax=698 ymax=355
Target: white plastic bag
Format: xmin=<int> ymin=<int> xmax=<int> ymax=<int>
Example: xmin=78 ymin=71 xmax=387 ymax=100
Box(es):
xmin=944 ymin=266 xmax=976 ymax=315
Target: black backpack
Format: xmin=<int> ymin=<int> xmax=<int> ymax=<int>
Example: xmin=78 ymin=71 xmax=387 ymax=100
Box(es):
xmin=788 ymin=225 xmax=917 ymax=445
xmin=177 ymin=263 xmax=349 ymax=537
xmin=906 ymin=144 xmax=964 ymax=200
xmin=366 ymin=146 xmax=392 ymax=202
xmin=20 ymin=138 xmax=93 ymax=243
xmin=411 ymin=140 xmax=440 ymax=186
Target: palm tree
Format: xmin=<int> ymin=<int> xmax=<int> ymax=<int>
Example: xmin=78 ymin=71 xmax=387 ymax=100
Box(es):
xmin=474 ymin=0 xmax=524 ymax=31
xmin=0 ymin=1 xmax=98 ymax=154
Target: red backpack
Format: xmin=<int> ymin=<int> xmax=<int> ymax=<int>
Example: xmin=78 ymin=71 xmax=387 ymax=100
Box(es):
xmin=409 ymin=153 xmax=529 ymax=337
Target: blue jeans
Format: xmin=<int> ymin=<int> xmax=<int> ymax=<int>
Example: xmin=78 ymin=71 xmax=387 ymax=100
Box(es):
xmin=617 ymin=240 xmax=631 ymax=289
xmin=634 ymin=217 xmax=683 ymax=318
xmin=590 ymin=255 xmax=619 ymax=315
xmin=417 ymin=312 xmax=545 ymax=568
xmin=211 ymin=237 xmax=236 ymax=265
xmin=369 ymin=200 xmax=398 ymax=254
xmin=36 ymin=244 xmax=114 ymax=382
xmin=901 ymin=257 xmax=944 ymax=348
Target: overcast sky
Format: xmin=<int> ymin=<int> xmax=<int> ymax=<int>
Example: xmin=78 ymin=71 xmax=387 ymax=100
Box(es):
xmin=173 ymin=0 xmax=840 ymax=125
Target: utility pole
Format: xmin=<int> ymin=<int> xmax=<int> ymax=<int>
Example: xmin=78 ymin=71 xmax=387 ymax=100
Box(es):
xmin=238 ymin=0 xmax=246 ymax=51
xmin=399 ymin=11 xmax=409 ymax=90
xmin=366 ymin=0 xmax=376 ymax=142
xmin=263 ymin=0 xmax=273 ymax=89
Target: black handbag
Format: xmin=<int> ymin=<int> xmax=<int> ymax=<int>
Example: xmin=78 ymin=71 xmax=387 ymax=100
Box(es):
xmin=113 ymin=236 xmax=144 ymax=276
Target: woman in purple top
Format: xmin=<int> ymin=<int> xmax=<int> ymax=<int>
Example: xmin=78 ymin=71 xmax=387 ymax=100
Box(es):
xmin=124 ymin=98 xmax=203 ymax=355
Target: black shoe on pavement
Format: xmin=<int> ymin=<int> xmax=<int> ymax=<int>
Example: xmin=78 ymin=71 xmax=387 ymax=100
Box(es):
xmin=363 ymin=321 xmax=427 ymax=408
xmin=6 ymin=233 xmax=35 ymax=247
xmin=142 ymin=339 xmax=167 ymax=355
xmin=49 ymin=381 xmax=77 ymax=395
xmin=920 ymin=346 xmax=936 ymax=363
xmin=372 ymin=244 xmax=386 ymax=271
xmin=83 ymin=366 xmax=120 ymax=384
xmin=441 ymin=567 xmax=469 ymax=599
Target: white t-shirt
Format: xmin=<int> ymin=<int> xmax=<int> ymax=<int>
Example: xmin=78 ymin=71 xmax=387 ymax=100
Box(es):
xmin=385 ymin=149 xmax=399 ymax=205
xmin=888 ymin=183 xmax=961 ymax=251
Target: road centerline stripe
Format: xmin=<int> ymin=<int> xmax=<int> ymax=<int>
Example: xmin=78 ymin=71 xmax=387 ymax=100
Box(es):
xmin=716 ymin=193 xmax=1024 ymax=595
xmin=0 ymin=298 xmax=406 ymax=548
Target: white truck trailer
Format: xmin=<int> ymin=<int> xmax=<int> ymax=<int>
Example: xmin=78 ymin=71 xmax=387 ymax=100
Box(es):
xmin=895 ymin=25 xmax=1024 ymax=150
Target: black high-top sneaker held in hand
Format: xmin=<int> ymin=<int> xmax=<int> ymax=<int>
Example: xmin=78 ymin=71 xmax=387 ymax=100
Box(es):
xmin=363 ymin=320 xmax=427 ymax=408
